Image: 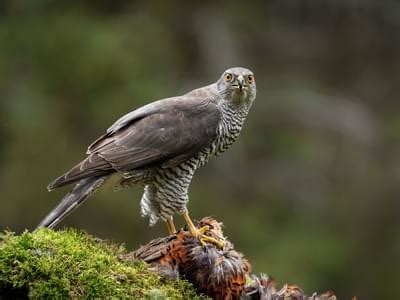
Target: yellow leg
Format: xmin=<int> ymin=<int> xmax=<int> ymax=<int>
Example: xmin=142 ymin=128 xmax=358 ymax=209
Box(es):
xmin=182 ymin=211 xmax=225 ymax=249
xmin=165 ymin=217 xmax=177 ymax=235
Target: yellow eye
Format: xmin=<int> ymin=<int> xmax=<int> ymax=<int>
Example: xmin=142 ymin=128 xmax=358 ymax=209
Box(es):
xmin=246 ymin=75 xmax=255 ymax=84
xmin=224 ymin=73 xmax=233 ymax=82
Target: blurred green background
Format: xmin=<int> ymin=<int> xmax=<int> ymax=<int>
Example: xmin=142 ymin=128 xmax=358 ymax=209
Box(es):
xmin=1 ymin=1 xmax=399 ymax=298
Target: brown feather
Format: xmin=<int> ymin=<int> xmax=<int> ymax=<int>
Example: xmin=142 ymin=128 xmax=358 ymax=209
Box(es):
xmin=48 ymin=97 xmax=220 ymax=189
xmin=129 ymin=217 xmax=250 ymax=300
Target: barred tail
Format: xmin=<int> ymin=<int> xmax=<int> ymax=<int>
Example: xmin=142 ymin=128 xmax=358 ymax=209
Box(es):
xmin=36 ymin=175 xmax=109 ymax=229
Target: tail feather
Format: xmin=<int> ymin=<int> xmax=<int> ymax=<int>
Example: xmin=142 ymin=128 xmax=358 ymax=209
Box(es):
xmin=47 ymin=154 xmax=112 ymax=191
xmin=37 ymin=175 xmax=109 ymax=229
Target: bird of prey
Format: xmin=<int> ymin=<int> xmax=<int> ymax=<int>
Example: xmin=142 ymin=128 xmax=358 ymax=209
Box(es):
xmin=37 ymin=67 xmax=257 ymax=248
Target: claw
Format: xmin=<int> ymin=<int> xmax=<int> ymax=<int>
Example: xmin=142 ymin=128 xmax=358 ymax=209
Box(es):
xmin=197 ymin=225 xmax=210 ymax=234
xmin=182 ymin=211 xmax=225 ymax=249
xmin=199 ymin=234 xmax=225 ymax=249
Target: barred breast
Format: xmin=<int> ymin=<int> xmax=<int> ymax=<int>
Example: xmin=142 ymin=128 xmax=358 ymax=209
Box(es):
xmin=140 ymin=101 xmax=250 ymax=225
xmin=140 ymin=159 xmax=197 ymax=225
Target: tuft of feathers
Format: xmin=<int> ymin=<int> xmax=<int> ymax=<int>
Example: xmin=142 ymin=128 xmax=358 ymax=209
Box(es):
xmin=129 ymin=217 xmax=250 ymax=299
xmin=123 ymin=217 xmax=337 ymax=300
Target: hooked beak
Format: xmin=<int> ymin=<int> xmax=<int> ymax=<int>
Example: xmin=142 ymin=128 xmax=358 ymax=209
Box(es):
xmin=238 ymin=80 xmax=243 ymax=91
xmin=234 ymin=75 xmax=245 ymax=92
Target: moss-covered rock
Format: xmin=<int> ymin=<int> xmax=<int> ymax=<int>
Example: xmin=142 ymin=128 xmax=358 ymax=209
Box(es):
xmin=0 ymin=229 xmax=205 ymax=299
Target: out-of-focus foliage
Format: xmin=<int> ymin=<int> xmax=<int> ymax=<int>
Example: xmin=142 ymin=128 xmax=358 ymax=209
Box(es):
xmin=1 ymin=1 xmax=399 ymax=298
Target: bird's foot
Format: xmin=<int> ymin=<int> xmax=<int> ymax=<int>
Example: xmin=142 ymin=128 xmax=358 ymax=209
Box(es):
xmin=191 ymin=225 xmax=226 ymax=249
xmin=182 ymin=211 xmax=225 ymax=249
xmin=199 ymin=234 xmax=225 ymax=249
xmin=197 ymin=225 xmax=210 ymax=234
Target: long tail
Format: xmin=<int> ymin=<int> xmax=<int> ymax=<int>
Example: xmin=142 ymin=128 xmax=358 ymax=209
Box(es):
xmin=36 ymin=175 xmax=109 ymax=229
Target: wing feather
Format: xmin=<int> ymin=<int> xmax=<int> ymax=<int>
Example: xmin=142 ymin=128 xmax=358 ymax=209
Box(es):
xmin=96 ymin=97 xmax=221 ymax=171
xmin=49 ymin=96 xmax=221 ymax=189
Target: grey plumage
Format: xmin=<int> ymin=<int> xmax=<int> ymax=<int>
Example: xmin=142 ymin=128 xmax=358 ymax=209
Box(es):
xmin=38 ymin=176 xmax=108 ymax=228
xmin=38 ymin=67 xmax=256 ymax=229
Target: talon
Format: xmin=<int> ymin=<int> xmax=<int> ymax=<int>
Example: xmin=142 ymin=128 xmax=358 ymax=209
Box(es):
xmin=199 ymin=237 xmax=207 ymax=247
xmin=181 ymin=211 xmax=225 ymax=249
xmin=198 ymin=225 xmax=210 ymax=234
xmin=199 ymin=234 xmax=225 ymax=249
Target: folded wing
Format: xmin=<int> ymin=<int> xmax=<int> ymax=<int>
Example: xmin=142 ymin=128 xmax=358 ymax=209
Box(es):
xmin=48 ymin=96 xmax=221 ymax=190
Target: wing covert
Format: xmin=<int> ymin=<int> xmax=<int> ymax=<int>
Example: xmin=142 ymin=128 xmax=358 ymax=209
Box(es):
xmin=89 ymin=97 xmax=221 ymax=172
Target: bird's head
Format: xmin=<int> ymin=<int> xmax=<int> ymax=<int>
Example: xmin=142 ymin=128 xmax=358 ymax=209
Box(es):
xmin=216 ymin=67 xmax=256 ymax=106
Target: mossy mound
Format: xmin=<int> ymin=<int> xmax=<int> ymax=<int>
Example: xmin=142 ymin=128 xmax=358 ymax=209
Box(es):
xmin=0 ymin=229 xmax=205 ymax=299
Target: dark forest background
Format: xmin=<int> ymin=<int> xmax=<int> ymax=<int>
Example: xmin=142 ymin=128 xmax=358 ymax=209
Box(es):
xmin=1 ymin=1 xmax=399 ymax=298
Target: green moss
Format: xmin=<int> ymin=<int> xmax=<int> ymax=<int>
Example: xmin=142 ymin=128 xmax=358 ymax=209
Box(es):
xmin=0 ymin=229 xmax=204 ymax=299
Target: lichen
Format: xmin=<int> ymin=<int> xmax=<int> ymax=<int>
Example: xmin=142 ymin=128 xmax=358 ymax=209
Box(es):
xmin=0 ymin=229 xmax=205 ymax=299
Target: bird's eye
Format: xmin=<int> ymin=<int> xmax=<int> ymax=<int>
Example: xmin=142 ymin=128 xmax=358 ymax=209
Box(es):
xmin=246 ymin=75 xmax=255 ymax=84
xmin=224 ymin=73 xmax=233 ymax=82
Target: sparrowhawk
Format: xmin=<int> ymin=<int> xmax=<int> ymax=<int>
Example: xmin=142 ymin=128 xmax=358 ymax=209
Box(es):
xmin=37 ymin=67 xmax=257 ymax=247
